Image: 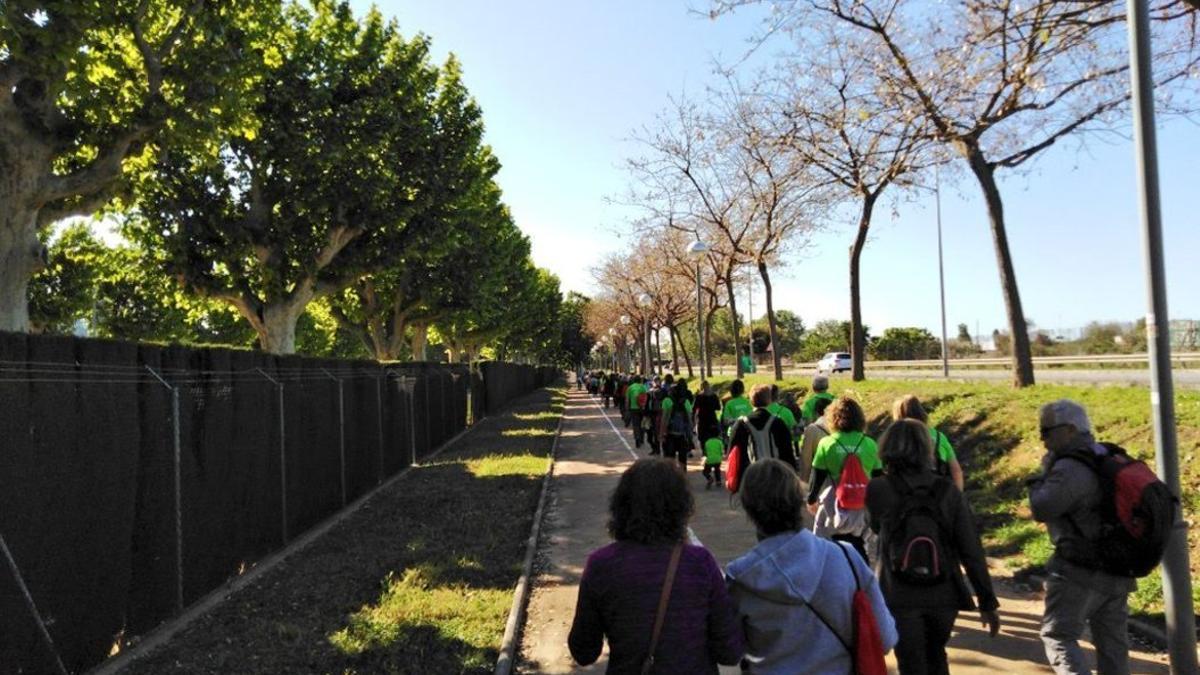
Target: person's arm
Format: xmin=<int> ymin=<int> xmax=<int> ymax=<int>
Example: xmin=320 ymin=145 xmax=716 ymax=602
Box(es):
xmin=865 ymin=478 xmax=888 ymax=533
xmin=807 ymin=469 xmax=828 ymax=505
xmin=947 ymin=487 xmax=1002 ymax=636
xmin=729 ymin=420 xmax=749 ymax=453
xmin=704 ymin=552 xmax=746 ymax=665
xmin=950 ymin=458 xmax=965 ymax=491
xmin=772 ymin=420 xmax=797 ymax=469
xmin=1029 ymin=455 xmax=1090 ymax=523
xmin=567 ymin=561 xmax=604 ymax=665
xmin=858 ymin=548 xmax=899 ymax=652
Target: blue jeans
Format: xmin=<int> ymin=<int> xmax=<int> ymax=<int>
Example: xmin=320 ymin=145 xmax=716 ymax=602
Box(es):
xmin=1041 ymin=572 xmax=1130 ymax=675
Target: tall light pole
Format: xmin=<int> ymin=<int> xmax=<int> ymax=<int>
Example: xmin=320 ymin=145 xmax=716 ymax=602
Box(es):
xmin=687 ymin=239 xmax=711 ymax=379
xmin=620 ymin=315 xmax=632 ymax=372
xmin=936 ymin=165 xmax=950 ymax=378
xmin=638 ymin=293 xmax=653 ymax=375
xmin=1127 ymin=1 xmax=1198 ymax=670
xmin=747 ymin=270 xmax=754 ymax=372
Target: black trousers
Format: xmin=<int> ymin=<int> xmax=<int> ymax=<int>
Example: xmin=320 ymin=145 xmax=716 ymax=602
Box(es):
xmin=663 ymin=435 xmax=690 ymax=467
xmin=893 ymin=607 xmax=958 ymax=675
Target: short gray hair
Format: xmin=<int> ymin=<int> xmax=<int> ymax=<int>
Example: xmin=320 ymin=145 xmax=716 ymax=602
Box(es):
xmin=1040 ymin=399 xmax=1092 ymax=433
xmin=812 ymin=375 xmax=830 ymax=392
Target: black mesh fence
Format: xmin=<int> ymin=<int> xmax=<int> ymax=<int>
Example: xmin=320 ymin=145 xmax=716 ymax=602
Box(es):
xmin=0 ymin=331 xmax=558 ymax=674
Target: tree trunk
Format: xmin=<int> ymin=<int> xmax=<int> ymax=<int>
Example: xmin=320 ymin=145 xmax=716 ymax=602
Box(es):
xmin=672 ymin=324 xmax=693 ymax=378
xmin=0 ymin=207 xmax=43 ymax=332
xmin=757 ymin=261 xmax=784 ymax=381
xmin=254 ymin=294 xmax=312 ymax=355
xmin=411 ymin=321 xmax=429 ymax=361
xmin=849 ymin=194 xmax=877 ymax=382
xmin=654 ymin=324 xmax=662 ymax=374
xmin=965 ymin=146 xmax=1035 ymax=387
xmin=724 ymin=271 xmax=745 ymax=379
xmin=669 ymin=324 xmax=680 ymax=373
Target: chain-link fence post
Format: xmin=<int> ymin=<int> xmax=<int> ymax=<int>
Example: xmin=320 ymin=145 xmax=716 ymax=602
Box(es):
xmin=376 ymin=369 xmax=385 ymax=485
xmin=322 ymin=368 xmax=347 ymax=506
xmin=398 ymin=374 xmax=418 ymax=467
xmin=145 ymin=365 xmax=183 ymax=613
xmin=0 ymin=534 xmax=68 ymax=675
xmin=256 ymin=368 xmax=288 ymax=543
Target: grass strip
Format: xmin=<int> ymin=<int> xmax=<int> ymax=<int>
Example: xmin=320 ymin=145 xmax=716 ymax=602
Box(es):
xmin=701 ymin=374 xmax=1200 ymax=619
xmin=122 ymin=386 xmax=566 ymax=675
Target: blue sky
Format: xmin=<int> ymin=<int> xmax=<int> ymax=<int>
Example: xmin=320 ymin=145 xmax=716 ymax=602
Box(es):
xmin=357 ymin=1 xmax=1199 ymax=339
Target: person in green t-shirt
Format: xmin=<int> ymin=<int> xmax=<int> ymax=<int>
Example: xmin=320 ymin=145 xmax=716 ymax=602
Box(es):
xmin=806 ymin=396 xmax=880 ymax=560
xmin=801 ymin=375 xmax=836 ymax=424
xmin=891 ymin=394 xmax=964 ymax=490
xmin=625 ymin=376 xmax=649 ymax=449
xmin=659 ymin=380 xmax=696 ymax=467
xmin=720 ymin=379 xmax=754 ymax=445
xmin=766 ymin=384 xmax=798 ymax=439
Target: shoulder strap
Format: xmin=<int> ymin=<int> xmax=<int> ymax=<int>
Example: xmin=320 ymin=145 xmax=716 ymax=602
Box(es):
xmin=642 ymin=543 xmax=684 ymax=675
xmin=799 ymin=543 xmax=859 ymax=654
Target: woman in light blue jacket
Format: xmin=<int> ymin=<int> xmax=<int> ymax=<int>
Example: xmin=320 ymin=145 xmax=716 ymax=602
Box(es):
xmin=726 ymin=459 xmax=898 ymax=674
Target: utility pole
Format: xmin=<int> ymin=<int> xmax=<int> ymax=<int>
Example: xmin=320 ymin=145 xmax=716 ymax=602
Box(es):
xmin=1127 ymin=1 xmax=1198 ymax=671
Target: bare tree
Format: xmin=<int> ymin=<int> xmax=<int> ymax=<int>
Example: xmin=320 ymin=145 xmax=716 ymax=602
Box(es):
xmin=713 ymin=0 xmax=1200 ymax=387
xmin=774 ymin=35 xmax=935 ymax=381
xmin=625 ymin=97 xmax=757 ymax=378
xmin=719 ymin=81 xmax=829 ymax=380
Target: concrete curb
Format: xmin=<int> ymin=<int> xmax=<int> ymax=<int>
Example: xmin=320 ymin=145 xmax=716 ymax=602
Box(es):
xmin=494 ymin=394 xmax=567 ymax=675
xmin=91 ymin=396 xmax=515 ymax=675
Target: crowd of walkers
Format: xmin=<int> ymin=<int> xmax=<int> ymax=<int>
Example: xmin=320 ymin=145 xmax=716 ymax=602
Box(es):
xmin=570 ymin=369 xmax=1163 ymax=674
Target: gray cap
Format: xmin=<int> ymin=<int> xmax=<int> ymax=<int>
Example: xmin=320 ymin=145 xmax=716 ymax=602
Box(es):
xmin=812 ymin=375 xmax=830 ymax=392
xmin=1040 ymin=399 xmax=1092 ymax=433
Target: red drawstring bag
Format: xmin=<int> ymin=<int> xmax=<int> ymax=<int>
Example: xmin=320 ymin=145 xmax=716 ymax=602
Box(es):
xmin=725 ymin=444 xmax=746 ymax=493
xmin=839 ymin=544 xmax=887 ymax=675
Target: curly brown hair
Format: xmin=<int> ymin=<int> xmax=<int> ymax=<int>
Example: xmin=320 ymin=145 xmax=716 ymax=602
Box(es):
xmin=826 ymin=396 xmax=866 ymax=433
xmin=608 ymin=459 xmax=694 ymax=544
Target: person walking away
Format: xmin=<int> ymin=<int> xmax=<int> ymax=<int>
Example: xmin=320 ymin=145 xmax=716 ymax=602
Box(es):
xmin=892 ymin=395 xmax=964 ymax=491
xmin=728 ymin=385 xmax=796 ymax=472
xmin=702 ymin=436 xmax=725 ymax=489
xmin=645 ymin=379 xmax=667 ymax=456
xmin=721 ymin=379 xmax=754 ymax=449
xmin=616 ymin=375 xmax=630 ymax=426
xmin=766 ymin=385 xmax=799 ymax=451
xmin=806 ymin=397 xmax=881 ymax=562
xmin=693 ymin=380 xmax=722 ymax=447
xmin=1030 ymin=400 xmax=1140 ymax=675
xmin=659 ymin=380 xmax=695 ymax=468
xmin=799 ymin=396 xmax=834 ymax=485
xmin=568 ymin=459 xmax=744 ymax=673
xmin=867 ymin=419 xmax=1001 ymax=674
xmin=727 ymin=459 xmax=897 ymax=674
xmin=802 ymin=375 xmax=836 ymax=425
xmin=626 ymin=376 xmax=649 ymax=449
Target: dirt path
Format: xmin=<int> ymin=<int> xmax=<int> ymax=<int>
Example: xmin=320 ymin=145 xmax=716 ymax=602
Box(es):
xmin=517 ymin=389 xmax=1170 ymax=674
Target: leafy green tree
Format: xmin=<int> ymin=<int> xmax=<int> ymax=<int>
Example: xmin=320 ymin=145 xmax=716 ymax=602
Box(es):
xmin=134 ymin=1 xmax=442 ymax=354
xmin=1 ymin=0 xmax=276 ymax=331
xmin=328 ymin=57 xmax=507 ymax=361
xmin=870 ymin=327 xmax=941 ymax=361
xmin=559 ymin=292 xmax=595 ymax=367
xmin=797 ymin=320 xmax=868 ymax=362
xmin=28 ymin=223 xmax=106 ymax=334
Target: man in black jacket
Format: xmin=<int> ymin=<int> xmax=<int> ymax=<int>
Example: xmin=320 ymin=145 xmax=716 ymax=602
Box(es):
xmin=728 ymin=384 xmax=796 ymax=470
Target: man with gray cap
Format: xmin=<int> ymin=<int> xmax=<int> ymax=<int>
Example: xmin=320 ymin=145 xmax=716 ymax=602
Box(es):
xmin=1029 ymin=399 xmax=1136 ymax=675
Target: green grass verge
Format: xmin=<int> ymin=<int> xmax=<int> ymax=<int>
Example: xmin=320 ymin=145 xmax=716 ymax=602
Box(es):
xmin=700 ymin=374 xmax=1200 ymax=618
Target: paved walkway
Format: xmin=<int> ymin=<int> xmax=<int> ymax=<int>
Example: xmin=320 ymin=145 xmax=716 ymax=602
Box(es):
xmin=517 ymin=389 xmax=1170 ymax=674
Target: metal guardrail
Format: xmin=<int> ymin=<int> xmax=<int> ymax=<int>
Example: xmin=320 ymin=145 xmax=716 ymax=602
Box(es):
xmin=703 ymin=352 xmax=1200 ymax=374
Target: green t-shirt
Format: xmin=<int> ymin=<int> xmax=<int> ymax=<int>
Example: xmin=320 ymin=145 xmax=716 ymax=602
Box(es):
xmin=720 ymin=396 xmax=754 ymax=425
xmin=802 ymin=392 xmax=836 ymax=423
xmin=660 ymin=396 xmax=693 ymax=417
xmin=703 ymin=437 xmax=725 ymax=464
xmin=766 ymin=402 xmax=798 ymax=438
xmin=930 ymin=428 xmax=957 ymax=464
xmin=812 ymin=430 xmax=881 ymax=483
xmin=626 ymin=383 xmax=648 ymax=410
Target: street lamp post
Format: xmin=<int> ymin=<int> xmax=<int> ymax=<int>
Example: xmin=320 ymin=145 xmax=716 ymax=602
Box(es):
xmin=687 ymin=240 xmax=710 ymax=379
xmin=936 ymin=165 xmax=949 ymax=378
xmin=638 ymin=293 xmax=653 ymax=375
xmin=620 ymin=315 xmax=632 ymax=372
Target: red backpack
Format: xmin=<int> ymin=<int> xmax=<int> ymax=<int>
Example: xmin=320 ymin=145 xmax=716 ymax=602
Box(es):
xmin=725 ymin=444 xmax=747 ymax=493
xmin=1053 ymin=442 xmax=1175 ymax=578
xmin=835 ymin=437 xmax=868 ymax=511
xmin=807 ymin=544 xmax=888 ymax=675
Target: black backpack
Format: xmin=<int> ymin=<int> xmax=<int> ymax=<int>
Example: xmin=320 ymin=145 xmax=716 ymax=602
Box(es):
xmin=1052 ymin=443 xmax=1175 ymax=578
xmin=885 ymin=476 xmax=954 ymax=586
xmin=667 ymin=397 xmax=692 ymax=440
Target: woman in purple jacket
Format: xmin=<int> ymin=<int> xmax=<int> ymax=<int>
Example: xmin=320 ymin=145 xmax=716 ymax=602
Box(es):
xmin=568 ymin=458 xmax=744 ymax=673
